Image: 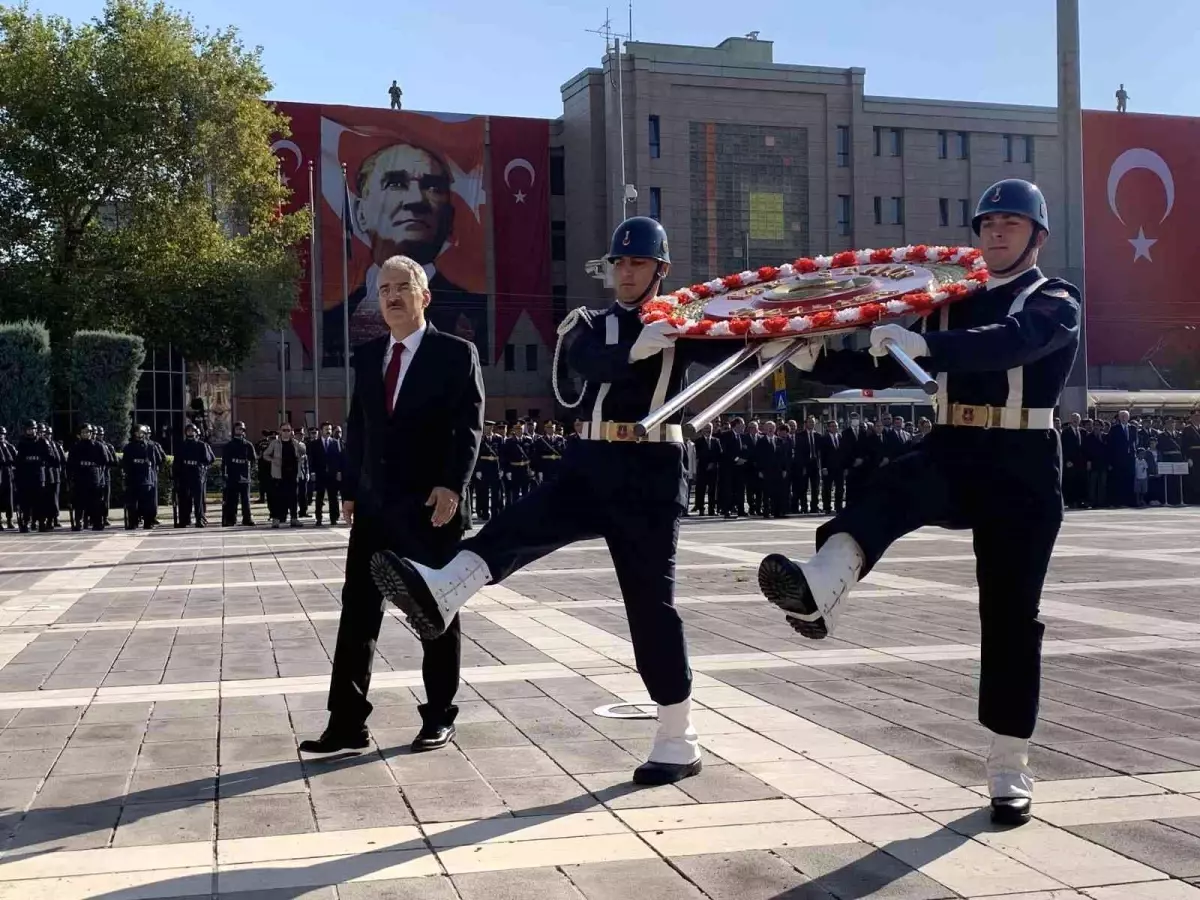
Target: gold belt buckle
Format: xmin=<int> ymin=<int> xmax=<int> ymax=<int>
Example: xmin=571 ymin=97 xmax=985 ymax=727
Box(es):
xmin=953 ymin=404 xmax=995 ymax=429
xmin=604 ymin=422 xmax=639 ymax=442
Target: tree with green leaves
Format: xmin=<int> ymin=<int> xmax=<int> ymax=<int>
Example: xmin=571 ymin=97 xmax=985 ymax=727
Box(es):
xmin=69 ymin=330 xmax=146 ymax=440
xmin=0 ymin=320 xmax=51 ymax=431
xmin=0 ymin=0 xmax=308 ymax=368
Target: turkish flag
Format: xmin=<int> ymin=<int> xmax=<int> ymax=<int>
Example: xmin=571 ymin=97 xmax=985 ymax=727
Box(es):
xmin=271 ymin=102 xmax=321 ymax=360
xmin=1083 ymin=111 xmax=1200 ymax=366
xmin=490 ymin=116 xmax=552 ymax=362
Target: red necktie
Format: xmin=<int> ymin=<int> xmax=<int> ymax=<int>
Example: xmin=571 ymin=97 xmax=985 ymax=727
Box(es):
xmin=384 ymin=344 xmax=404 ymax=415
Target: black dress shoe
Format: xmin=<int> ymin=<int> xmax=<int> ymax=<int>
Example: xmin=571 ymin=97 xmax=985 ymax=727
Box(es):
xmin=411 ymin=724 xmax=455 ymax=752
xmin=632 ymin=758 xmax=702 ymax=786
xmin=298 ymin=726 xmax=370 ymax=754
xmin=990 ymin=796 xmax=1032 ymax=826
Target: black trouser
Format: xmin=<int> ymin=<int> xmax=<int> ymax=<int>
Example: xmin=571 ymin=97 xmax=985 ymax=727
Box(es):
xmin=474 ymin=476 xmax=501 ymax=519
xmin=72 ymin=482 xmax=103 ymax=530
xmin=464 ymin=470 xmax=690 ymax=706
xmin=821 ymin=469 xmax=845 ymax=514
xmin=270 ymin=479 xmax=299 ymax=522
xmin=223 ymin=483 xmax=253 ymax=525
xmin=126 ymin=484 xmax=156 ymax=529
xmin=103 ymin=479 xmax=112 ymax=522
xmin=720 ymin=465 xmax=746 ymax=516
xmin=798 ymin=465 xmax=820 ymax=513
xmin=505 ymin=471 xmax=531 ymax=507
xmin=41 ymin=482 xmax=59 ymax=525
xmin=327 ymin=502 xmax=461 ymax=729
xmin=315 ymin=480 xmax=340 ymax=523
xmin=815 ymin=430 xmax=1062 ymax=739
xmin=257 ymin=464 xmax=270 ymax=502
xmin=176 ymin=479 xmax=205 ymax=525
xmin=695 ymin=470 xmax=718 ymax=515
xmin=1087 ymin=466 xmax=1107 ymax=509
xmin=844 ymin=465 xmax=866 ymax=508
xmin=17 ymin=483 xmax=40 ymax=530
xmin=762 ymin=474 xmax=788 ymax=518
xmin=1062 ymin=462 xmax=1086 ymax=508
xmin=746 ymin=471 xmax=761 ymax=515
xmin=0 ymin=479 xmax=12 ymax=521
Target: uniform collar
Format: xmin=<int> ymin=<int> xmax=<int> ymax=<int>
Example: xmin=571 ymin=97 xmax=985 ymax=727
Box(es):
xmin=986 ymin=265 xmax=1042 ymax=290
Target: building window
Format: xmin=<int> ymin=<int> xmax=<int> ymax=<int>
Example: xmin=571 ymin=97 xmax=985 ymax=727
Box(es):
xmin=503 ymin=344 xmax=515 ymax=372
xmin=836 ymin=125 xmax=850 ymax=167
xmin=549 ymin=148 xmax=565 ymax=196
xmin=958 ymin=199 xmax=971 ymax=227
xmin=938 ymin=198 xmax=949 ymax=227
xmin=1004 ymin=134 xmax=1013 ymax=162
xmin=551 ymin=220 xmax=566 ymax=261
xmin=954 ymin=131 xmax=969 ymax=159
xmin=889 ymin=129 xmax=903 ymax=157
xmin=649 ymin=187 xmax=661 ymax=221
xmin=890 ymin=197 xmax=904 ymax=226
xmin=551 ymin=284 xmax=567 ymax=325
xmin=837 ymin=195 xmax=852 ymax=236
xmin=937 ymin=130 xmax=948 ymax=159
xmin=648 ymin=114 xmax=661 ymax=159
xmin=1021 ymin=135 xmax=1034 ymax=163
xmin=873 ymin=127 xmax=881 ymax=156
xmin=873 ymin=196 xmax=882 ymax=225
xmin=525 ymin=344 xmax=538 ymax=372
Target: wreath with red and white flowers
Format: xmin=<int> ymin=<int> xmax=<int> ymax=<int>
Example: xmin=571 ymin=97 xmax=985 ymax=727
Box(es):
xmin=639 ymin=245 xmax=988 ymax=339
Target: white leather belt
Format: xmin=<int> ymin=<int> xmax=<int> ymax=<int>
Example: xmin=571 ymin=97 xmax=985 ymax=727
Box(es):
xmin=936 ymin=403 xmax=1054 ymax=430
xmin=579 ymin=422 xmax=684 ymax=444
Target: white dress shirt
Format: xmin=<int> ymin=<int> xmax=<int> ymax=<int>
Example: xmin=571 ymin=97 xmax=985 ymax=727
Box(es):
xmin=382 ymin=322 xmax=428 ymax=412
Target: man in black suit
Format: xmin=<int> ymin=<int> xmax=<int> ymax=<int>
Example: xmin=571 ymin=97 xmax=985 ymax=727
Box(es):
xmin=819 ymin=419 xmax=845 ymax=515
xmin=840 ymin=413 xmax=867 ymax=508
xmin=1060 ymin=412 xmax=1086 ymax=509
xmin=309 ymin=422 xmax=345 ymax=526
xmin=719 ymin=417 xmax=750 ymax=518
xmin=1107 ymin=410 xmax=1137 ymax=507
xmin=691 ymin=423 xmax=720 ymax=516
xmin=300 ymin=254 xmax=484 ymax=756
xmin=881 ymin=415 xmax=912 ymax=465
xmin=753 ymin=420 xmax=790 ymax=519
xmin=794 ymin=417 xmax=821 ymax=514
xmin=324 ymin=141 xmax=488 ymax=365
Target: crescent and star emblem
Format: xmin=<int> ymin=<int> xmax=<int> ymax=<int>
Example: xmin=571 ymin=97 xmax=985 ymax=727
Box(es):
xmin=270 ymin=139 xmax=303 ymax=188
xmin=1107 ymin=147 xmax=1175 ymax=263
xmin=503 ymin=157 xmax=536 ymax=204
xmin=622 ymin=230 xmax=631 ymax=246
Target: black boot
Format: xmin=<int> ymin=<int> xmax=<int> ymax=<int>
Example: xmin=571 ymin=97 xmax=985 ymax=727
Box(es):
xmin=412 ymin=704 xmax=457 ymax=752
xmin=990 ymin=796 xmax=1032 ymax=826
xmin=633 ymin=758 xmax=702 ymax=786
xmin=298 ymin=721 xmax=370 ymax=754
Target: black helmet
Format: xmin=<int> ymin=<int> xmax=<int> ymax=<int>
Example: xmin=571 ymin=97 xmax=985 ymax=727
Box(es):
xmin=607 ymin=216 xmax=670 ymax=264
xmin=233 ymin=421 xmax=246 ymax=430
xmin=184 ymin=422 xmax=197 ymax=434
xmin=972 ymin=179 xmax=1049 ymax=235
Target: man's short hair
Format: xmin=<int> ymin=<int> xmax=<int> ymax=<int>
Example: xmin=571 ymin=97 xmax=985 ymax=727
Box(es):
xmin=379 ymin=255 xmax=430 ymax=294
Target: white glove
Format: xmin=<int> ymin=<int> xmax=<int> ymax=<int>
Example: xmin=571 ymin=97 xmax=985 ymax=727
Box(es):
xmin=629 ymin=320 xmax=677 ymax=362
xmin=869 ymin=323 xmax=928 ymax=359
xmin=760 ymin=338 xmax=822 ymax=372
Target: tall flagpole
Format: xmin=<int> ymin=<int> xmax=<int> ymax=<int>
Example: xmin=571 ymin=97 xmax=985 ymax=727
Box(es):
xmin=308 ymin=161 xmax=320 ymax=429
xmin=1058 ymin=0 xmax=1088 ymax=416
xmin=277 ymin=159 xmax=287 ymax=426
xmin=341 ymin=163 xmax=352 ymax=421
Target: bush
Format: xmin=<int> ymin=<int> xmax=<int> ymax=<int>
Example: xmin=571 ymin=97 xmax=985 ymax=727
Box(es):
xmin=0 ymin=320 xmax=51 ymax=431
xmin=69 ymin=330 xmax=146 ymax=441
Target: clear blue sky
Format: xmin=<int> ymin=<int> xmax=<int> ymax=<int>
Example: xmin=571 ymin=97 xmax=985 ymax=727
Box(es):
xmin=33 ymin=0 xmax=1199 ymax=119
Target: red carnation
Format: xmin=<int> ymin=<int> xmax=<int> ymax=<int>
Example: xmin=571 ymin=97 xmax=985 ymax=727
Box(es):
xmin=967 ymin=269 xmax=989 ymax=283
xmin=904 ymin=291 xmax=933 ymax=312
xmin=794 ymin=258 xmax=818 ymax=273
xmin=831 ymin=250 xmax=858 ymax=269
xmin=905 ymin=244 xmax=930 ymax=263
xmin=757 ymin=266 xmax=779 ymax=281
xmin=642 ymin=299 xmax=673 ymax=316
xmin=691 ymin=284 xmax=713 ymax=299
xmin=959 ymin=248 xmax=982 ymax=265
xmin=667 ymin=316 xmax=686 ymax=327
xmin=722 ymin=274 xmax=743 ymax=290
xmin=943 ymin=283 xmax=969 ymax=299
xmin=938 ymin=247 xmax=957 ymax=262
xmin=859 ymin=302 xmax=884 ymax=322
xmin=764 ymin=316 xmax=789 ymax=333
xmin=811 ymin=310 xmax=835 ymax=328
xmin=643 ymin=311 xmax=668 ymax=323
xmin=729 ymin=319 xmax=752 ymax=335
xmin=692 ymin=319 xmax=715 ymax=334
xmin=870 ymin=248 xmax=894 ymax=263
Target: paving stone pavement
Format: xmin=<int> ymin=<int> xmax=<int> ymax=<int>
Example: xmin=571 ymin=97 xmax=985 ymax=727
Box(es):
xmin=1 ymin=506 xmax=1200 ymax=898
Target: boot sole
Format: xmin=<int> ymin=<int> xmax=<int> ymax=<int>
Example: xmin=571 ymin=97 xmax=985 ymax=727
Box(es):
xmin=758 ymin=553 xmax=829 ymax=640
xmin=370 ymin=550 xmax=447 ymax=641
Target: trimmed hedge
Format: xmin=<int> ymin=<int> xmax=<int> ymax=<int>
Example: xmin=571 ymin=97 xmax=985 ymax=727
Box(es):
xmin=69 ymin=331 xmax=146 ymax=441
xmin=0 ymin=320 xmax=51 ymax=431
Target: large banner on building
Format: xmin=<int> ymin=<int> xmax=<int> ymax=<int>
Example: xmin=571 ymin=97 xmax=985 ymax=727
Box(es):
xmin=490 ymin=116 xmax=552 ymax=359
xmin=273 ymin=102 xmax=489 ymax=363
xmin=1083 ymin=111 xmax=1200 ymax=368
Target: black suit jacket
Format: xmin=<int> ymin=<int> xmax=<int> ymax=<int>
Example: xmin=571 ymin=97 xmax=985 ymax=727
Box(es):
xmin=343 ymin=327 xmax=484 ymax=531
xmin=307 ymin=437 xmax=345 ymax=481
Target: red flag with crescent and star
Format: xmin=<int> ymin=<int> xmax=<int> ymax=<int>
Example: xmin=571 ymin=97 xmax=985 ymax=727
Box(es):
xmin=1083 ymin=111 xmax=1200 ymax=367
xmin=489 ymin=116 xmax=553 ymax=362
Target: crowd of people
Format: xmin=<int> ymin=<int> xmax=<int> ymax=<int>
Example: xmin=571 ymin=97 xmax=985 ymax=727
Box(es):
xmin=0 ymin=418 xmax=348 ymax=533
xmin=462 ymin=406 xmax=1200 ymax=523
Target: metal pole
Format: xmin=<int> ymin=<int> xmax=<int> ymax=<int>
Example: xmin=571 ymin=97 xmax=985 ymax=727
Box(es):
xmin=615 ymin=36 xmax=627 ymax=222
xmin=308 ymin=161 xmax=320 ymax=429
xmin=1058 ymin=0 xmax=1088 ymax=415
xmin=635 ymin=342 xmax=761 ymax=436
xmin=341 ymin=163 xmax=352 ymax=423
xmin=279 ymin=328 xmax=286 ymax=426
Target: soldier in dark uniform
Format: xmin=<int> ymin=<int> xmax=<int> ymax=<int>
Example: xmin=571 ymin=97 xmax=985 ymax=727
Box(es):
xmin=501 ymin=425 xmax=531 ymax=506
xmin=122 ymin=425 xmax=161 ymax=530
xmin=472 ymin=422 xmax=501 ymax=520
xmin=0 ymin=427 xmax=14 ymax=530
xmin=39 ymin=424 xmax=65 ymax=529
xmin=15 ymin=420 xmax=51 ymax=533
xmin=692 ymin=423 xmax=720 ymax=516
xmin=222 ymin=421 xmax=257 ymax=526
xmin=819 ymin=418 xmax=845 ymax=514
xmin=758 ymin=179 xmax=1080 ymax=827
xmin=1180 ymin=408 xmax=1200 ymax=504
xmin=174 ymin=423 xmax=215 ymax=527
xmin=94 ymin=427 xmax=117 ymax=526
xmin=68 ymin=424 xmax=107 ymax=530
xmin=371 ymin=217 xmax=773 ymax=787
xmin=532 ymin=424 xmax=562 ymax=485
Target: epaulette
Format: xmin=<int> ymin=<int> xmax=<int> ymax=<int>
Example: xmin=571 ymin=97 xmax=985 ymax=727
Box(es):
xmin=1043 ymin=288 xmax=1073 ymax=300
